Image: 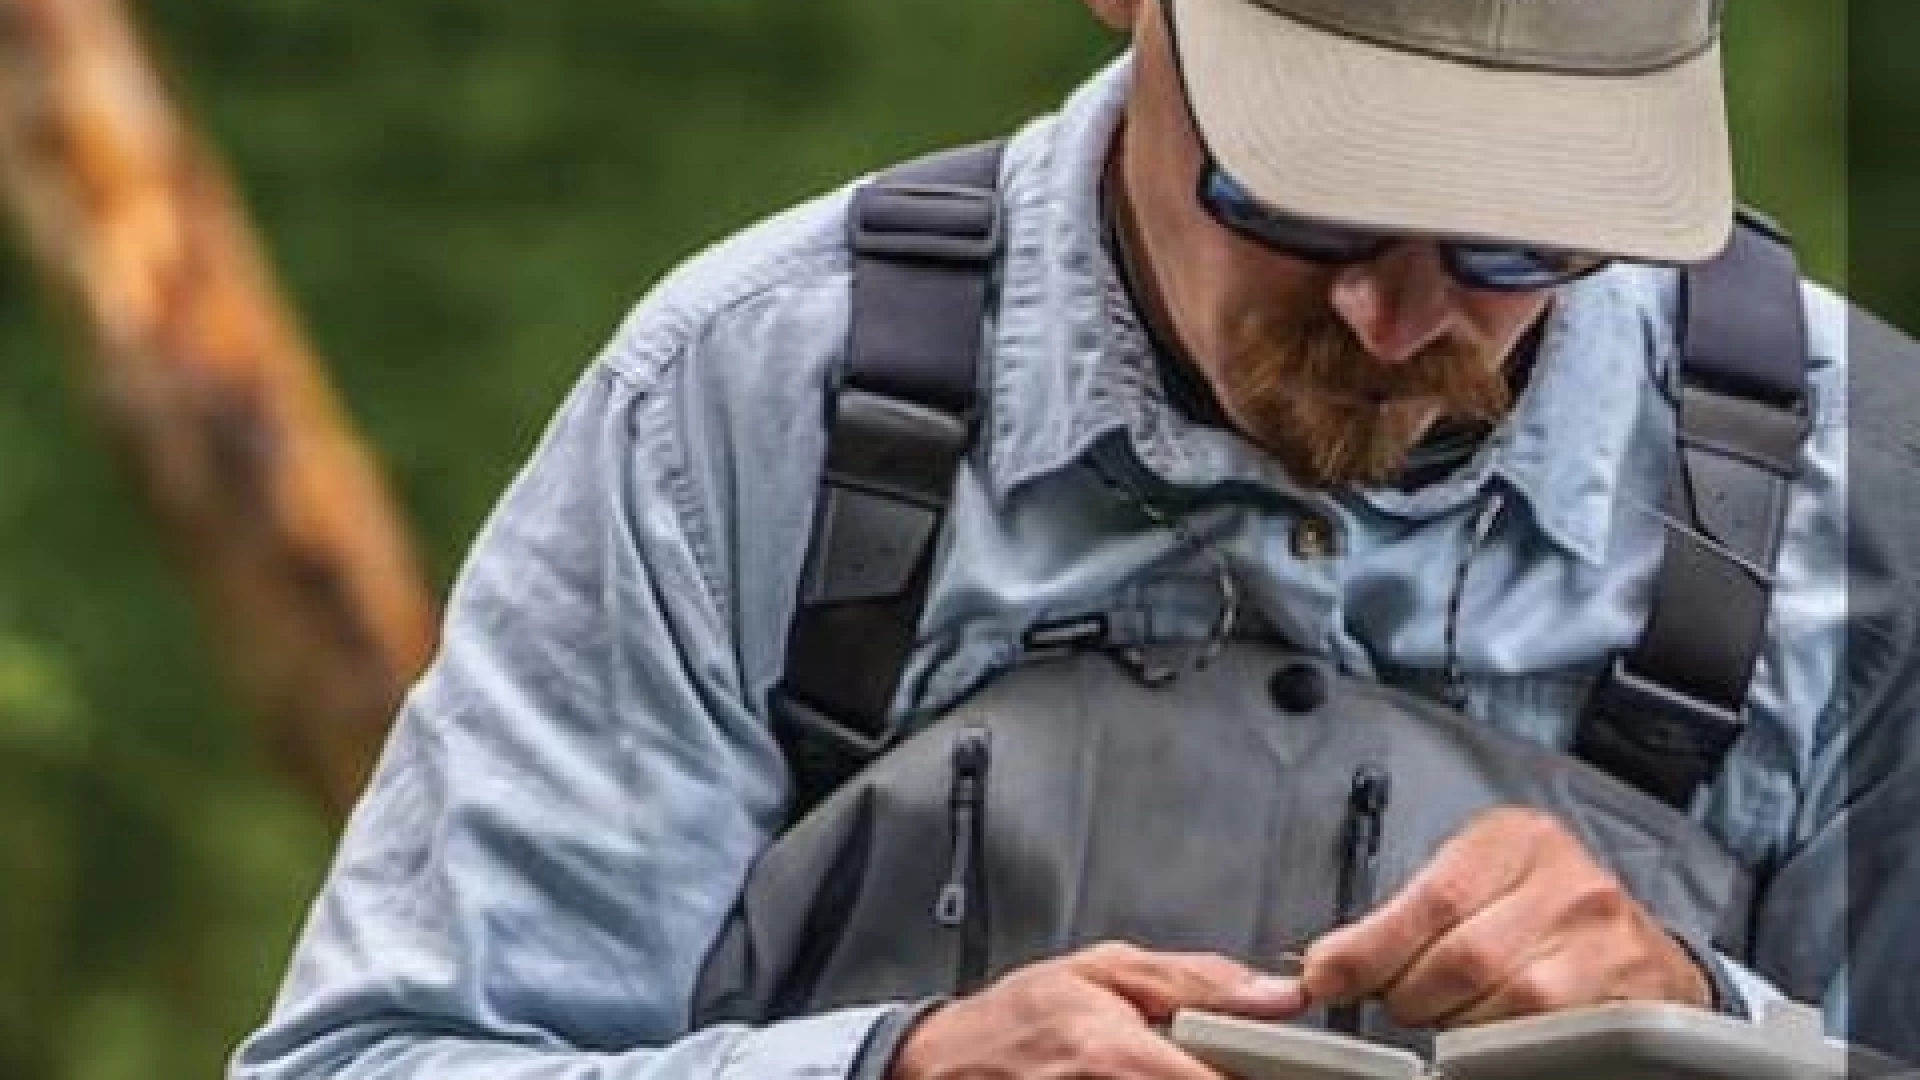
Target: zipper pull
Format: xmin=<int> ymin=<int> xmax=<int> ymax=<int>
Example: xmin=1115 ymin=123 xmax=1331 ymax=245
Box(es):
xmin=1343 ymin=764 xmax=1391 ymax=887
xmin=1330 ymin=764 xmax=1392 ymax=1036
xmin=1335 ymin=764 xmax=1391 ymax=928
xmin=935 ymin=728 xmax=991 ymax=926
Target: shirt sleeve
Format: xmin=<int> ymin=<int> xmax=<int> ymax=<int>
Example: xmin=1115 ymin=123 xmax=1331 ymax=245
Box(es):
xmin=1750 ymin=667 xmax=1920 ymax=1065
xmin=230 ymin=347 xmax=890 ymax=1078
xmin=1735 ymin=296 xmax=1920 ymax=1066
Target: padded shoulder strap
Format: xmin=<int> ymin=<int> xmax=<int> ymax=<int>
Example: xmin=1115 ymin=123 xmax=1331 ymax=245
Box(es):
xmin=1574 ymin=211 xmax=1812 ymax=809
xmin=773 ymin=141 xmax=1007 ymax=818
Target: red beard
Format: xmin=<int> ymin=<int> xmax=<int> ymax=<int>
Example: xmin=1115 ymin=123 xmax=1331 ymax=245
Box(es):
xmin=1216 ymin=308 xmax=1513 ymax=489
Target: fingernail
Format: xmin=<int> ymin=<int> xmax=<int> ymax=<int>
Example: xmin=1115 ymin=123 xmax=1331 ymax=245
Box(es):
xmin=1234 ymin=975 xmax=1308 ymax=1014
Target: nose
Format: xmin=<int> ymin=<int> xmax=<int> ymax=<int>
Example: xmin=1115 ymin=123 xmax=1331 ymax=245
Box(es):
xmin=1328 ymin=240 xmax=1460 ymax=366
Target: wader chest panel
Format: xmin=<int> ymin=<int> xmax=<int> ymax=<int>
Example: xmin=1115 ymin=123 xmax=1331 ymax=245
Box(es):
xmin=699 ymin=642 xmax=1750 ymax=1052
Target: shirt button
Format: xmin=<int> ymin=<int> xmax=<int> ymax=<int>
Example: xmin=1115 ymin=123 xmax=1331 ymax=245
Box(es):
xmin=1290 ymin=515 xmax=1339 ymax=559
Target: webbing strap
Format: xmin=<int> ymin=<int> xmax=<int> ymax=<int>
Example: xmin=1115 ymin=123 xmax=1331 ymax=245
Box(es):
xmin=1575 ymin=212 xmax=1811 ymax=809
xmin=773 ymin=141 xmax=1006 ymax=817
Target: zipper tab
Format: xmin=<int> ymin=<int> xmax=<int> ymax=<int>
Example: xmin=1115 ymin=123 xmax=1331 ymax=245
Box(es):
xmin=935 ymin=728 xmax=991 ymax=927
xmin=1344 ymin=765 xmax=1390 ymax=880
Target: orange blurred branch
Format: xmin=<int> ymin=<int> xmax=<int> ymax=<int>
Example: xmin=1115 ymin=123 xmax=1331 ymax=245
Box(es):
xmin=0 ymin=0 xmax=437 ymax=818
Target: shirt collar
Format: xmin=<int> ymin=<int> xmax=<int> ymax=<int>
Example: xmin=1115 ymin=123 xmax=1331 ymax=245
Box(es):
xmin=1347 ymin=268 xmax=1671 ymax=565
xmin=986 ymin=58 xmax=1272 ymax=499
xmin=981 ymin=55 xmax=1675 ymax=567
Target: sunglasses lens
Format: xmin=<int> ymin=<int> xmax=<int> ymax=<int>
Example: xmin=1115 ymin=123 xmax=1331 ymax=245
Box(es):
xmin=1199 ymin=164 xmax=1613 ymax=289
xmin=1201 ymin=167 xmax=1381 ymax=264
xmin=1451 ymin=245 xmax=1608 ymax=290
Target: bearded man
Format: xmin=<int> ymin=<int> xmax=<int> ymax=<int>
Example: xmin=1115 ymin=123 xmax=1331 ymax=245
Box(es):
xmin=236 ymin=1 xmax=1920 ymax=1077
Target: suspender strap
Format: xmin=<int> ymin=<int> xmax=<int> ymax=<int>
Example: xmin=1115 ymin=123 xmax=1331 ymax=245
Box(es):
xmin=774 ymin=141 xmax=1006 ymax=816
xmin=1575 ymin=212 xmax=1811 ymax=809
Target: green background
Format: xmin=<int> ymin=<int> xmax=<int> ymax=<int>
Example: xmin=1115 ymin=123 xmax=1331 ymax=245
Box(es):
xmin=0 ymin=2 xmax=1881 ymax=1076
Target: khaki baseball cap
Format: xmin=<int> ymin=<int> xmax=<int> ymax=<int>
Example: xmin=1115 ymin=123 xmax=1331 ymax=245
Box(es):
xmin=1169 ymin=0 xmax=1734 ymax=262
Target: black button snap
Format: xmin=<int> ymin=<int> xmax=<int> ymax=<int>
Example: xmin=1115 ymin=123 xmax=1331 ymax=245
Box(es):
xmin=1269 ymin=661 xmax=1327 ymax=714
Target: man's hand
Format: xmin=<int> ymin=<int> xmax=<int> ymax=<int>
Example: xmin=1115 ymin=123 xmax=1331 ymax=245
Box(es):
xmin=888 ymin=942 xmax=1305 ymax=1079
xmin=1302 ymin=807 xmax=1711 ymax=1029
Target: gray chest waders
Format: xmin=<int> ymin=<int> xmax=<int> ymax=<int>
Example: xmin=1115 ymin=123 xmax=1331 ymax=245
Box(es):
xmin=706 ymin=144 xmax=1819 ymax=1045
xmin=697 ymin=641 xmax=1752 ymax=1053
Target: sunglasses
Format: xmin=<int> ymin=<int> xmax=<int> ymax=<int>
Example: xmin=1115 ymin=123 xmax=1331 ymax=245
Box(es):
xmin=1199 ymin=162 xmax=1613 ymax=293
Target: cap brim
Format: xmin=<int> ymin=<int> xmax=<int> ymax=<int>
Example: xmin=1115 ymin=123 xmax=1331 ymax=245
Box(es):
xmin=1170 ymin=0 xmax=1733 ymax=262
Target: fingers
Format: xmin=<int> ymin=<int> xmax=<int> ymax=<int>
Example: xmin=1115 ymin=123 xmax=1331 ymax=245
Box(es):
xmin=1437 ymin=946 xmax=1600 ymax=1029
xmin=893 ymin=945 xmax=1299 ymax=1080
xmin=1304 ymin=808 xmax=1539 ymax=1007
xmin=895 ymin=993 xmax=1228 ymax=1080
xmin=1068 ymin=942 xmax=1308 ymax=1023
xmin=1371 ymin=888 xmax=1559 ymax=1027
xmin=1299 ymin=807 xmax=1714 ymax=1030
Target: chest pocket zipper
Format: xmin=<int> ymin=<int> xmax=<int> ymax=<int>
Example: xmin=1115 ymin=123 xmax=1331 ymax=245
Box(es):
xmin=935 ymin=725 xmax=992 ymax=994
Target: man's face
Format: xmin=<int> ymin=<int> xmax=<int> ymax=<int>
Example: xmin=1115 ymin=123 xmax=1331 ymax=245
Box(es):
xmin=1108 ymin=0 xmax=1557 ymax=488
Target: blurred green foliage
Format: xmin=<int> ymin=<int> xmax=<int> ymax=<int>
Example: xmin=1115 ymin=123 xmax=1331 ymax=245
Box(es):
xmin=0 ymin=1 xmax=1887 ymax=1076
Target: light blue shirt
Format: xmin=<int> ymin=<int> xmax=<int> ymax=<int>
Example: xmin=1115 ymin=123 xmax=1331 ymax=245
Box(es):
xmin=233 ymin=59 xmax=1857 ymax=1078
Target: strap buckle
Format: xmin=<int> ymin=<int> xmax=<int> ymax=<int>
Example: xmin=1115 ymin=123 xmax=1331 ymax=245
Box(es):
xmin=773 ymin=689 xmax=904 ymax=766
xmin=1577 ymin=655 xmax=1747 ymax=809
xmin=770 ymin=690 xmax=908 ymax=819
xmin=851 ymin=182 xmax=1002 ymax=264
xmin=827 ymin=387 xmax=972 ymax=507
